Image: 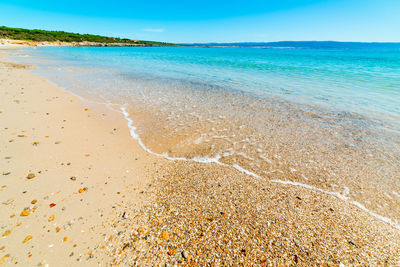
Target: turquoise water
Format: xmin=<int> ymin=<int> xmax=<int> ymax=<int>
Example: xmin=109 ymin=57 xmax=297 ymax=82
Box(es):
xmin=12 ymin=45 xmax=400 ymax=228
xmin=16 ymin=46 xmax=400 ymax=123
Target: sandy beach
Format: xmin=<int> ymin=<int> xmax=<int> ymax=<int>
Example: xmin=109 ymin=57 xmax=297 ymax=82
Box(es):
xmin=0 ymin=47 xmax=159 ymax=265
xmin=1 ymin=47 xmax=400 ymax=266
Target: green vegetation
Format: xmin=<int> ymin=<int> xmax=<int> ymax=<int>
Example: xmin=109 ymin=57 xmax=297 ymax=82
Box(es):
xmin=0 ymin=26 xmax=177 ymax=46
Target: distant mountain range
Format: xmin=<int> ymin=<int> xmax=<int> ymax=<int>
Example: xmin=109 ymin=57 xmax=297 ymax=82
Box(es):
xmin=188 ymin=41 xmax=400 ymax=49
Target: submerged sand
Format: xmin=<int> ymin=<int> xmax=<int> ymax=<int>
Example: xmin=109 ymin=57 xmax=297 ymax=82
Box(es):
xmin=1 ymin=47 xmax=400 ymax=266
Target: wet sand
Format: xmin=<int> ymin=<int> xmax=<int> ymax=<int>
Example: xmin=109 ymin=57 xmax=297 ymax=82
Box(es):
xmin=1 ymin=47 xmax=400 ymax=266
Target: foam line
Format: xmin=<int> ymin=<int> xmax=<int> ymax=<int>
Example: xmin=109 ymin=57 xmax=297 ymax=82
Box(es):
xmin=120 ymin=105 xmax=225 ymax=165
xmin=120 ymin=105 xmax=400 ymax=231
xmin=22 ymin=55 xmax=400 ymax=232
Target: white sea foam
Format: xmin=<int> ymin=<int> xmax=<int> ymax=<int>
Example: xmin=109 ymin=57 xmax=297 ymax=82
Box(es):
xmin=120 ymin=105 xmax=400 ymax=231
xmin=18 ymin=47 xmax=400 ymax=233
xmin=29 ymin=82 xmax=400 ymax=232
xmin=22 ymin=68 xmax=400 ymax=232
xmin=120 ymin=105 xmax=224 ymax=165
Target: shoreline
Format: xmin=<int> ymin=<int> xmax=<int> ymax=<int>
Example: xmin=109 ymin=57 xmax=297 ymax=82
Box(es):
xmin=1 ymin=47 xmax=400 ymax=265
xmin=120 ymin=106 xmax=400 ymax=231
xmin=0 ymin=39 xmax=183 ymax=47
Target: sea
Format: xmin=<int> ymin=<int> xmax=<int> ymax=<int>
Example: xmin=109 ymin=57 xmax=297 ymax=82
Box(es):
xmin=11 ymin=42 xmax=400 ymax=229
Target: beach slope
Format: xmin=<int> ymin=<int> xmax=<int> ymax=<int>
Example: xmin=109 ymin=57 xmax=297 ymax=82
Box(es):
xmin=0 ymin=48 xmax=157 ymax=265
xmin=1 ymin=48 xmax=400 ymax=265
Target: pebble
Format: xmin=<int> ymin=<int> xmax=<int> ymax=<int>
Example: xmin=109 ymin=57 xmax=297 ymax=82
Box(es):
xmin=161 ymin=230 xmax=169 ymax=241
xmin=2 ymin=230 xmax=11 ymax=237
xmin=26 ymin=173 xmax=36 ymax=179
xmin=48 ymin=214 xmax=55 ymax=222
xmin=22 ymin=235 xmax=33 ymax=244
xmin=2 ymin=199 xmax=13 ymax=205
xmin=168 ymin=249 xmax=176 ymax=256
xmin=138 ymin=227 xmax=147 ymax=236
xmin=20 ymin=210 xmax=30 ymax=216
xmin=182 ymin=251 xmax=188 ymax=259
xmin=70 ymin=176 xmax=76 ymax=181
xmin=0 ymin=255 xmax=9 ymax=264
xmin=2 ymin=172 xmax=10 ymax=176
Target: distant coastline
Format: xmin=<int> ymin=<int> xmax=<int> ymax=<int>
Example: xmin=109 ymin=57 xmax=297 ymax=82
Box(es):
xmin=189 ymin=41 xmax=400 ymax=49
xmin=0 ymin=26 xmax=182 ymax=47
xmin=0 ymin=39 xmax=183 ymax=47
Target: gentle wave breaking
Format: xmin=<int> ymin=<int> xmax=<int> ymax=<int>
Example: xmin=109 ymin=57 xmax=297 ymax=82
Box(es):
xmin=120 ymin=105 xmax=400 ymax=231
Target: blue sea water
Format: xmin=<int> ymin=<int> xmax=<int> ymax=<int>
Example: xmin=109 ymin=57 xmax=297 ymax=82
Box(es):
xmin=17 ymin=45 xmax=400 ymax=123
xmin=12 ymin=43 xmax=400 ymax=227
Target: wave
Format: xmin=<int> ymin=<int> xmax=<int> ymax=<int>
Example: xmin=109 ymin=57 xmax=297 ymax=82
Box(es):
xmin=120 ymin=104 xmax=400 ymax=231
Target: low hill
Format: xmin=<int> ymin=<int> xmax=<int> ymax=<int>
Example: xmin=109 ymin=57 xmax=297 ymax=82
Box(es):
xmin=0 ymin=26 xmax=178 ymax=46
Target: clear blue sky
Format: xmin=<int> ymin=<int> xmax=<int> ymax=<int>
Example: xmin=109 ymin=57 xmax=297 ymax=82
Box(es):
xmin=1 ymin=0 xmax=399 ymax=43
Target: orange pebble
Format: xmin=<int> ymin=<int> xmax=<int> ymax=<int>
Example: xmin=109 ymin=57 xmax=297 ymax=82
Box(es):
xmin=168 ymin=249 xmax=176 ymax=256
xmin=48 ymin=214 xmax=55 ymax=222
xmin=20 ymin=210 xmax=30 ymax=216
xmin=22 ymin=235 xmax=33 ymax=244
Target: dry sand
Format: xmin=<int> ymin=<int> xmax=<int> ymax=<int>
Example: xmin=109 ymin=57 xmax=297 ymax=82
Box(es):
xmin=1 ymin=47 xmax=400 ymax=266
xmin=0 ymin=48 xmax=159 ymax=266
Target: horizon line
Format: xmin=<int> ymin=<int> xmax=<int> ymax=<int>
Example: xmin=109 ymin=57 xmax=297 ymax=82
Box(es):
xmin=184 ymin=40 xmax=400 ymax=44
xmin=2 ymin=25 xmax=400 ymax=44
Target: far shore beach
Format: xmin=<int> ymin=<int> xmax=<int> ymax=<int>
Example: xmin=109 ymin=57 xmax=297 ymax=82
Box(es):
xmin=1 ymin=46 xmax=400 ymax=265
xmin=0 ymin=39 xmax=179 ymax=47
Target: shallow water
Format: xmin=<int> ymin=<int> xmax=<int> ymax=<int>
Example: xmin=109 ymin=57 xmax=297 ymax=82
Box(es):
xmin=12 ymin=44 xmax=400 ymax=228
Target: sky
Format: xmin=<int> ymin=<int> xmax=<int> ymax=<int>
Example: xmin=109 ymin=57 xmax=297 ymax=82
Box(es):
xmin=0 ymin=0 xmax=399 ymax=43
